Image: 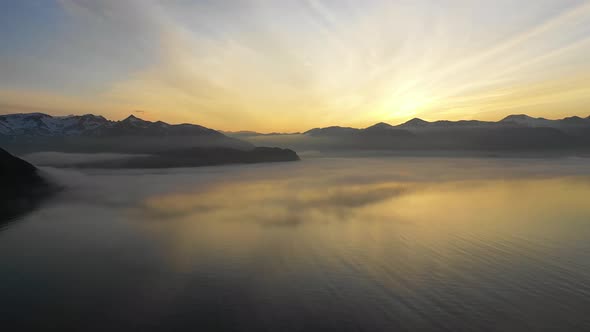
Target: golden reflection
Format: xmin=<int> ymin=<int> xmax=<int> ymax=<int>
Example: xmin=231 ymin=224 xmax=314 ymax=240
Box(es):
xmin=139 ymin=180 xmax=411 ymax=225
xmin=131 ymin=173 xmax=590 ymax=282
xmin=120 ymin=161 xmax=590 ymax=288
xmin=137 ymin=175 xmax=590 ymax=239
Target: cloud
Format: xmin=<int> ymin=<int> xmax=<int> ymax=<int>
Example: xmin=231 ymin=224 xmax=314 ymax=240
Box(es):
xmin=2 ymin=0 xmax=590 ymax=130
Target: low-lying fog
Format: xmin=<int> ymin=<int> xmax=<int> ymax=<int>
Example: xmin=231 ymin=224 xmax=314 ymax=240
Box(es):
xmin=22 ymin=152 xmax=149 ymax=166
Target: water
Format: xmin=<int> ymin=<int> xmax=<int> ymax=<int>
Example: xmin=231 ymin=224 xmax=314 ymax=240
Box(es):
xmin=2 ymin=157 xmax=590 ymax=331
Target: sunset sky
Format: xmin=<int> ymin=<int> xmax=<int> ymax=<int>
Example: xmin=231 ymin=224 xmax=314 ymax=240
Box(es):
xmin=1 ymin=0 xmax=590 ymax=132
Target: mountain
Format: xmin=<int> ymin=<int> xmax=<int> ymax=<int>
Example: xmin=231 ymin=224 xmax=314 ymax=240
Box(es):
xmin=304 ymin=126 xmax=360 ymax=136
xmin=236 ymin=114 xmax=590 ymax=153
xmin=500 ymin=114 xmax=553 ymax=127
xmin=365 ymin=122 xmax=395 ymax=131
xmin=93 ymin=115 xmax=225 ymax=137
xmin=0 ymin=113 xmax=109 ymax=136
xmin=4 ymin=112 xmax=590 ymax=155
xmin=0 ymin=147 xmax=56 ymax=223
xmin=222 ymin=130 xmax=262 ymax=138
xmin=222 ymin=130 xmax=301 ymax=138
xmin=1 ymin=147 xmax=43 ymax=184
xmin=295 ymin=123 xmax=416 ymax=150
xmin=0 ymin=113 xmax=252 ymax=153
xmin=0 ymin=113 xmax=224 ymax=137
xmin=304 ymin=114 xmax=590 ymax=133
xmin=396 ymin=118 xmax=501 ymax=130
xmin=398 ymin=118 xmax=431 ymax=128
xmin=500 ymin=114 xmax=590 ymax=129
xmin=39 ymin=147 xmax=300 ymax=169
xmin=385 ymin=115 xmax=590 ymax=131
xmin=0 ymin=113 xmax=301 ymax=168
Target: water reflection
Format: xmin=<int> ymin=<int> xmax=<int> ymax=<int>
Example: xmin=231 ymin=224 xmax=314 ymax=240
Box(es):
xmin=2 ymin=157 xmax=590 ymax=331
xmin=138 ymin=181 xmax=411 ymax=226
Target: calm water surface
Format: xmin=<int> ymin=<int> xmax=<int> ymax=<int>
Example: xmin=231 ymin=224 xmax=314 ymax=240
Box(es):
xmin=2 ymin=157 xmax=590 ymax=331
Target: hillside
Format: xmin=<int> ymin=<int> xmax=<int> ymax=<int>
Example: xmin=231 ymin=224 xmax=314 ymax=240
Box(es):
xmin=0 ymin=147 xmax=55 ymax=223
xmin=239 ymin=114 xmax=590 ymax=153
xmin=0 ymin=113 xmax=252 ymax=153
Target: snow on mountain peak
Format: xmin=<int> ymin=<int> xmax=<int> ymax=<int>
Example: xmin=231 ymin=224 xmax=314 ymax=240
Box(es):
xmin=0 ymin=113 xmax=223 ymax=138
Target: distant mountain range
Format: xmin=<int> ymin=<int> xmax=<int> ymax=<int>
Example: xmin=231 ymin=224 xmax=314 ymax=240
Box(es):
xmin=0 ymin=113 xmax=252 ymax=153
xmin=304 ymin=114 xmax=590 ymax=135
xmin=0 ymin=113 xmax=222 ymax=137
xmin=3 ymin=112 xmax=590 ymax=154
xmin=229 ymin=114 xmax=590 ymax=153
xmin=0 ymin=113 xmax=300 ymax=167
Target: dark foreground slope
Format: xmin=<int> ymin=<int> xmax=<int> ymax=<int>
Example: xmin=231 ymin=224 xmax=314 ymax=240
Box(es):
xmin=53 ymin=147 xmax=300 ymax=169
xmin=0 ymin=148 xmax=55 ymax=223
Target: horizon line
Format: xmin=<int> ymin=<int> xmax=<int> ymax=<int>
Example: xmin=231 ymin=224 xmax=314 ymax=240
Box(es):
xmin=1 ymin=111 xmax=590 ymax=134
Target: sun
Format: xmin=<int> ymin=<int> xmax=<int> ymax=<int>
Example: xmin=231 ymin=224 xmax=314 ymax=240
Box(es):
xmin=388 ymin=93 xmax=435 ymax=121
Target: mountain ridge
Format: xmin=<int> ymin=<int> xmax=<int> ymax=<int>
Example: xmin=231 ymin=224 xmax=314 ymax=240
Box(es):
xmin=3 ymin=112 xmax=589 ymax=137
xmin=0 ymin=112 xmax=223 ymax=137
xmin=229 ymin=114 xmax=590 ymax=153
xmin=303 ymin=114 xmax=590 ymax=133
xmin=0 ymin=112 xmax=255 ymax=153
xmin=3 ymin=112 xmax=590 ymax=153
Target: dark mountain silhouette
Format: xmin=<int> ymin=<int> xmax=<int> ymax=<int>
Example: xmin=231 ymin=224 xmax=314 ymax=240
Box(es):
xmin=0 ymin=113 xmax=222 ymax=137
xmin=92 ymin=115 xmax=224 ymax=137
xmin=398 ymin=118 xmax=431 ymax=128
xmin=0 ymin=147 xmax=56 ymax=224
xmin=4 ymin=112 xmax=590 ymax=154
xmin=304 ymin=126 xmax=360 ymax=136
xmin=48 ymin=147 xmax=300 ymax=169
xmin=222 ymin=130 xmax=300 ymax=138
xmin=222 ymin=130 xmax=263 ymax=137
xmin=0 ymin=113 xmax=301 ymax=168
xmin=0 ymin=113 xmax=252 ymax=153
xmin=234 ymin=114 xmax=590 ymax=153
xmin=365 ymin=122 xmax=395 ymax=131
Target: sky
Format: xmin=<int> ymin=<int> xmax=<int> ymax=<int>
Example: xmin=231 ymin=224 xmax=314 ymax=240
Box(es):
xmin=1 ymin=0 xmax=590 ymax=132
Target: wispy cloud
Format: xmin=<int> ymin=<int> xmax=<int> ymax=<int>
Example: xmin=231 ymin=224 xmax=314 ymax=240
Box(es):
xmin=1 ymin=0 xmax=590 ymax=130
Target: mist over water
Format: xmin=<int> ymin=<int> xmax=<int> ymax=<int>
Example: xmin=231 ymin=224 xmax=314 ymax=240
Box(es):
xmin=2 ymin=157 xmax=590 ymax=331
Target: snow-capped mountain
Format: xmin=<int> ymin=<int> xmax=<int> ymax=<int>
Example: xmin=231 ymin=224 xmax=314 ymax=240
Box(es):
xmin=0 ymin=113 xmax=109 ymax=136
xmin=0 ymin=113 xmax=222 ymax=137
